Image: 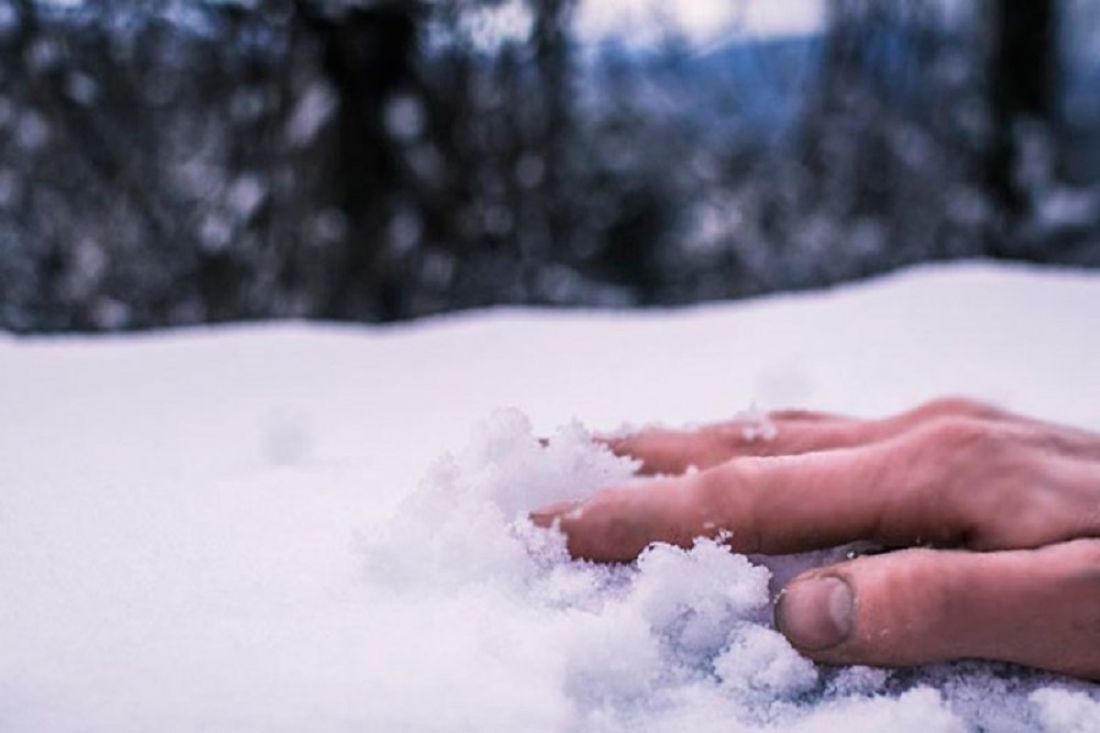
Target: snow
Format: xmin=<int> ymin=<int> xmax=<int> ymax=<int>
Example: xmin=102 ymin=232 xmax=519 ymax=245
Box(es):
xmin=2 ymin=261 xmax=1100 ymax=731
xmin=1031 ymin=689 xmax=1100 ymax=732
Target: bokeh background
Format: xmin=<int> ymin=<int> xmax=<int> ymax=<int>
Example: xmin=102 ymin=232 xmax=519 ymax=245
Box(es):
xmin=1 ymin=0 xmax=1098 ymax=333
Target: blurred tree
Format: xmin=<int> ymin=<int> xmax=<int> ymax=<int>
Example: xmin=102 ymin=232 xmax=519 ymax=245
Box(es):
xmin=0 ymin=0 xmax=1097 ymax=333
xmin=294 ymin=0 xmax=421 ymax=320
xmin=987 ymin=0 xmax=1057 ymax=248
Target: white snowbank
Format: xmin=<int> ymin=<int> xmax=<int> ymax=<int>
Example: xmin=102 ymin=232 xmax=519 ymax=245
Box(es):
xmin=2 ymin=262 xmax=1099 ymax=731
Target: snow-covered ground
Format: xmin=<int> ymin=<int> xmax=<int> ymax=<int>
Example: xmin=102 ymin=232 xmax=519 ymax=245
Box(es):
xmin=2 ymin=262 xmax=1100 ymax=732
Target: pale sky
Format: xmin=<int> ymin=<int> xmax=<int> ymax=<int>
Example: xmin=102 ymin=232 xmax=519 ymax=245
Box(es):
xmin=35 ymin=0 xmax=826 ymax=49
xmin=576 ymin=0 xmax=826 ymax=48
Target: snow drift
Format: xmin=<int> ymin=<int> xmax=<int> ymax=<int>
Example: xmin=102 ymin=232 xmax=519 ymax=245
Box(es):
xmin=2 ymin=262 xmax=1100 ymax=731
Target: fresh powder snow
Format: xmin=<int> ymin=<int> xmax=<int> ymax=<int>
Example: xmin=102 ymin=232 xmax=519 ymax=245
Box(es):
xmin=2 ymin=262 xmax=1100 ymax=731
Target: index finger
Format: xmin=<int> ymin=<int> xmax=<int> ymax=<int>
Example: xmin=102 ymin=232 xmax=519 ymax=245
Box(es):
xmin=532 ymin=423 xmax=973 ymax=561
xmin=600 ymin=397 xmax=1010 ymax=476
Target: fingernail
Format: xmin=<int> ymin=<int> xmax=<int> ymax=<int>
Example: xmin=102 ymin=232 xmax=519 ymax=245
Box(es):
xmin=530 ymin=501 xmax=579 ymax=528
xmin=776 ymin=576 xmax=854 ymax=651
xmin=529 ymin=510 xmax=554 ymax=528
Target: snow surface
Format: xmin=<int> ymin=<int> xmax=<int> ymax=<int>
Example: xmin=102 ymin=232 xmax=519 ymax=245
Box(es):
xmin=2 ymin=262 xmax=1100 ymax=732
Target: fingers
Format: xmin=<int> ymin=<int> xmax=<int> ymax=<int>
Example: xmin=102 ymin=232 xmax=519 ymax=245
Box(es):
xmin=539 ymin=411 xmax=1100 ymax=562
xmin=539 ymin=419 xmax=976 ymax=561
xmin=775 ymin=539 xmax=1100 ymax=679
xmin=602 ymin=397 xmax=1011 ymax=476
xmin=531 ymin=476 xmax=715 ymax=562
xmin=599 ymin=415 xmax=875 ymax=475
xmin=532 ymin=434 xmax=959 ymax=561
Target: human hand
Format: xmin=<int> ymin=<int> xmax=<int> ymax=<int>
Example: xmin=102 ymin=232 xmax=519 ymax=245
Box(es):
xmin=531 ymin=398 xmax=1100 ymax=679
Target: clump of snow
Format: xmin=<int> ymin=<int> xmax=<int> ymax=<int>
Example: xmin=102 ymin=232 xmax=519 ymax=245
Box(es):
xmin=715 ymin=624 xmax=818 ymax=697
xmin=363 ymin=410 xmax=636 ymax=591
xmin=362 ymin=410 xmax=818 ymax=728
xmin=1031 ymin=687 xmax=1100 ymax=732
xmin=734 ymin=405 xmax=779 ymax=442
xmin=781 ymin=688 xmax=964 ymax=733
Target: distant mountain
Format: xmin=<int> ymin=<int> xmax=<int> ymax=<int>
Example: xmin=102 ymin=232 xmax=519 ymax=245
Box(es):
xmin=582 ymin=34 xmax=825 ymax=141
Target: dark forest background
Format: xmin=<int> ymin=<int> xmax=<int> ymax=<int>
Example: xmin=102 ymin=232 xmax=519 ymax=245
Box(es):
xmin=1 ymin=0 xmax=1098 ymax=332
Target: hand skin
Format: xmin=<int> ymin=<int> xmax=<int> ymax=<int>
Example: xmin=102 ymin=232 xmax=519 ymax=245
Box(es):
xmin=530 ymin=398 xmax=1100 ymax=680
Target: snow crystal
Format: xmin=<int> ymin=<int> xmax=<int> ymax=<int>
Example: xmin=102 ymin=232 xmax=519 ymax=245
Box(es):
xmin=735 ymin=405 xmax=779 ymax=442
xmin=715 ymin=624 xmax=819 ymax=698
xmin=826 ymin=665 xmax=890 ymax=697
xmin=1031 ymin=688 xmax=1100 ymax=732
xmin=781 ymin=688 xmax=965 ymax=733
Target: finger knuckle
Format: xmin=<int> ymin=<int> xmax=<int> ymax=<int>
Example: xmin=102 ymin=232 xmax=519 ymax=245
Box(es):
xmin=839 ymin=550 xmax=962 ymax=664
xmin=691 ymin=465 xmax=738 ymax=518
xmin=601 ymin=514 xmax=648 ymax=555
xmin=904 ymin=417 xmax=1024 ymax=546
xmin=703 ymin=424 xmax=746 ymax=458
xmin=693 ymin=462 xmax=760 ymax=550
xmin=581 ymin=491 xmax=651 ymax=560
xmin=902 ymin=550 xmax=962 ymax=623
xmin=690 ymin=468 xmax=724 ymax=507
xmin=1059 ymin=539 xmax=1100 ymax=574
xmin=921 ymin=415 xmax=1010 ymax=460
xmin=708 ymin=420 xmax=776 ymax=456
xmin=919 ymin=396 xmax=1001 ymax=421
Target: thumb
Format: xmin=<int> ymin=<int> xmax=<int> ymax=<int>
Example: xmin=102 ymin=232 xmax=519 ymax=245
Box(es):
xmin=774 ymin=540 xmax=1100 ymax=679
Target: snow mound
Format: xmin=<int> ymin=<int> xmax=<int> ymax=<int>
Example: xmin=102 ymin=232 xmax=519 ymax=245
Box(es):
xmin=4 ymin=262 xmax=1100 ymax=731
xmin=360 ymin=409 xmax=1099 ymax=731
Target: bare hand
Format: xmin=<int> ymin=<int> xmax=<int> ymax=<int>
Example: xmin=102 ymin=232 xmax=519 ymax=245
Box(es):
xmin=531 ymin=398 xmax=1100 ymax=679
